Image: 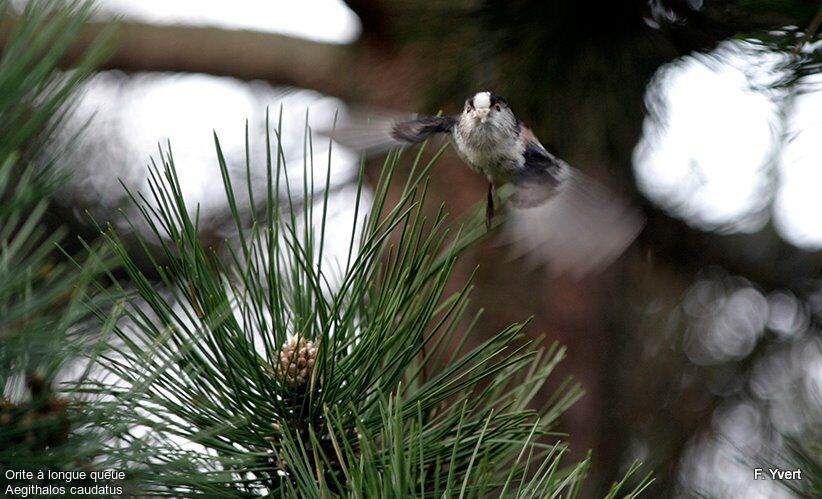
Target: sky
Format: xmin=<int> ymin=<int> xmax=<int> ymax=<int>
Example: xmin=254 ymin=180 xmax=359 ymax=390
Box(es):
xmin=634 ymin=41 xmax=822 ymax=248
xmin=96 ymin=0 xmax=361 ymax=43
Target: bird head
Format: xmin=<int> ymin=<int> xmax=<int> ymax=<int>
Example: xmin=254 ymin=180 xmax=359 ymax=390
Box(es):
xmin=464 ymin=91 xmax=512 ymax=125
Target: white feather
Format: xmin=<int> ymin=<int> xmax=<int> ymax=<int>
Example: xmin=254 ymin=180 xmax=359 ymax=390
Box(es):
xmin=473 ymin=92 xmax=491 ymax=109
xmin=324 ymin=107 xmax=422 ymax=153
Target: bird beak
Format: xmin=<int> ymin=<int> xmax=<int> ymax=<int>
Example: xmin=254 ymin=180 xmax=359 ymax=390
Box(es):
xmin=476 ymin=108 xmax=490 ymax=123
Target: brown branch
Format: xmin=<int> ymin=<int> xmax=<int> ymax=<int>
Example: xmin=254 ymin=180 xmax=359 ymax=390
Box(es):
xmin=94 ymin=22 xmax=358 ymax=97
xmin=1 ymin=17 xmax=427 ymax=109
xmin=0 ymin=18 xmax=366 ymax=102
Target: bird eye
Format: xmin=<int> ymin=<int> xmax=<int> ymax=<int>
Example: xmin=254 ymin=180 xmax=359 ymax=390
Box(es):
xmin=465 ymin=106 xmax=473 ymax=113
xmin=494 ymin=104 xmax=501 ymax=111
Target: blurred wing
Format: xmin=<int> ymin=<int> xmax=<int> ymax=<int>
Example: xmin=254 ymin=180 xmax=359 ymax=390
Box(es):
xmin=329 ymin=109 xmax=455 ymax=154
xmin=506 ymin=133 xmax=644 ymax=277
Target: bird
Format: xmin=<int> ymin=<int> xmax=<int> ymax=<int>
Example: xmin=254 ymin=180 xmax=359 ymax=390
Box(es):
xmin=331 ymin=91 xmax=644 ymax=276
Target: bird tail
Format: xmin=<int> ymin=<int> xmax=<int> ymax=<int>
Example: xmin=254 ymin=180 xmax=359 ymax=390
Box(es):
xmin=503 ymin=170 xmax=644 ymax=277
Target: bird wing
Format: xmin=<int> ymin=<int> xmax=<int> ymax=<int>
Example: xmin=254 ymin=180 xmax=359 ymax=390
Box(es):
xmin=328 ymin=109 xmax=456 ymax=154
xmin=512 ymin=128 xmax=570 ymax=208
xmin=505 ymin=126 xmax=644 ymax=277
xmin=391 ymin=115 xmax=457 ymax=143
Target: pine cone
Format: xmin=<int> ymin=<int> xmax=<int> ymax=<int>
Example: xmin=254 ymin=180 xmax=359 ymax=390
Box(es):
xmin=273 ymin=337 xmax=318 ymax=388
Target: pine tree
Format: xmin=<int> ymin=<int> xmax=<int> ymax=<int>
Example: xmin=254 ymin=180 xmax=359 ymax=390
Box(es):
xmin=0 ymin=0 xmax=115 ymax=488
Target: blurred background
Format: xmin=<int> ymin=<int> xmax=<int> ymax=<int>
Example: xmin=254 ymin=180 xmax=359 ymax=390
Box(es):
xmin=4 ymin=0 xmax=821 ymax=497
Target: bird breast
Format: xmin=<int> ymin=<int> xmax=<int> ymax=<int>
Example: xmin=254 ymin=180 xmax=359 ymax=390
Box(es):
xmin=451 ymin=120 xmax=524 ymax=183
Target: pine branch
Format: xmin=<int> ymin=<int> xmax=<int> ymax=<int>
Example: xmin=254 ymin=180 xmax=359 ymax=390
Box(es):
xmin=83 ymin=107 xmax=650 ymax=495
xmin=0 ymin=0 xmax=119 ymax=483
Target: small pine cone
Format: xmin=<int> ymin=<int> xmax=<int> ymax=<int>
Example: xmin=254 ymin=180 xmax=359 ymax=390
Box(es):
xmin=273 ymin=337 xmax=318 ymax=388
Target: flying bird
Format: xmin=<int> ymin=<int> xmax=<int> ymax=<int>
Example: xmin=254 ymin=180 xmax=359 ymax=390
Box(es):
xmin=332 ymin=91 xmax=644 ymax=276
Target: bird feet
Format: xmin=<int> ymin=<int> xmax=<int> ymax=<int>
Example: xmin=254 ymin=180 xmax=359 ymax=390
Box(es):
xmin=485 ymin=182 xmax=495 ymax=230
